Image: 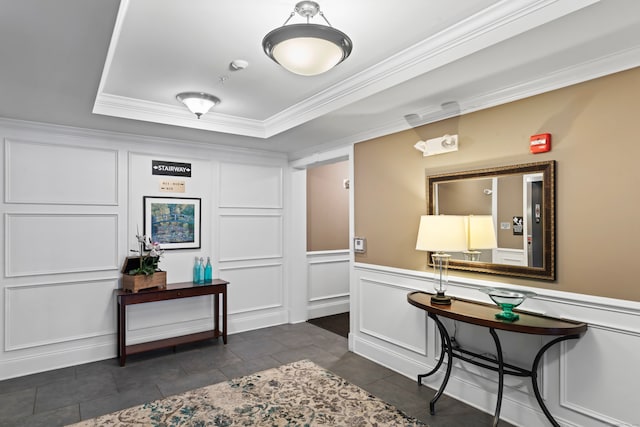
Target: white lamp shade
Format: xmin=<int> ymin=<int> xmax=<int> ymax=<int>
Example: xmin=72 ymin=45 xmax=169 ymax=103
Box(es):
xmin=263 ymin=23 xmax=352 ymax=76
xmin=272 ymin=36 xmax=344 ymax=76
xmin=466 ymin=215 xmax=497 ymax=249
xmin=176 ymin=92 xmax=220 ymax=118
xmin=182 ymin=98 xmax=215 ymax=115
xmin=416 ymin=215 xmax=467 ymax=252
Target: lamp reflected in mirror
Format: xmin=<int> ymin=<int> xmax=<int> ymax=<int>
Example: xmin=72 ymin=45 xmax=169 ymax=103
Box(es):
xmin=463 ymin=215 xmax=497 ymax=262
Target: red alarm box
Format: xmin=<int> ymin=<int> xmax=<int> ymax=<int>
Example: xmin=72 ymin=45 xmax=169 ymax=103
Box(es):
xmin=530 ymin=133 xmax=551 ymax=154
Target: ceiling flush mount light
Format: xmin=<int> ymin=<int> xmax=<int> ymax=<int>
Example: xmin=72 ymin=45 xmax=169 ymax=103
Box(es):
xmin=262 ymin=1 xmax=353 ymax=76
xmin=176 ymin=92 xmax=221 ymax=119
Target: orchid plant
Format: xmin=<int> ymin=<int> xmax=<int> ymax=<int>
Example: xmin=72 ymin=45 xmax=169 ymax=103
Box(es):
xmin=129 ymin=229 xmax=164 ymax=276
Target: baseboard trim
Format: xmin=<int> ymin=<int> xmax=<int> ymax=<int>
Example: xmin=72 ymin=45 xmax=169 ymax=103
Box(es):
xmin=0 ymin=341 xmax=116 ymax=381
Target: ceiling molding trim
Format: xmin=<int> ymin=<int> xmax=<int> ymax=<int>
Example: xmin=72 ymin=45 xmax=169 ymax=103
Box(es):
xmin=307 ymin=42 xmax=640 ymax=153
xmin=93 ymin=93 xmax=267 ymax=138
xmin=0 ymin=116 xmax=287 ymax=160
xmin=94 ymin=0 xmax=598 ymax=140
xmin=454 ymin=44 xmax=640 ymax=117
xmin=289 ymin=145 xmax=351 ymax=169
xmin=262 ymin=0 xmax=599 ymax=138
xmin=93 ymin=0 xmax=131 ymax=98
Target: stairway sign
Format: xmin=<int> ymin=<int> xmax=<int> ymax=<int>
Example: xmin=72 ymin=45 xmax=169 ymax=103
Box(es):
xmin=152 ymin=160 xmax=192 ymax=177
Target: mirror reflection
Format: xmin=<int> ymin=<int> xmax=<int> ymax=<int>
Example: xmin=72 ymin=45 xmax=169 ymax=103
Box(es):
xmin=428 ymin=161 xmax=555 ymax=280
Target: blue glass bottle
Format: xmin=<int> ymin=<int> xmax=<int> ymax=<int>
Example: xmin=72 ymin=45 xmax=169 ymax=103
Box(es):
xmin=204 ymin=257 xmax=213 ymax=283
xmin=198 ymin=257 xmax=205 ymax=284
xmin=193 ymin=257 xmax=201 ymax=284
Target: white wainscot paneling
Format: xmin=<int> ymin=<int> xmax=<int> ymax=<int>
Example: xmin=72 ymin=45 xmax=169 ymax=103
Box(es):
xmin=219 ymin=264 xmax=283 ymax=314
xmin=353 ymin=264 xmax=640 ymax=427
xmin=218 ymin=163 xmax=282 ymax=208
xmin=494 ymin=248 xmax=526 ymax=266
xmin=442 ymin=320 xmax=545 ymax=392
xmin=5 ymin=213 xmax=118 ymax=276
xmin=5 ymin=280 xmax=115 ymax=350
xmin=126 ymin=296 xmax=215 ymax=345
xmin=561 ymin=325 xmax=640 ymax=426
xmin=307 ymin=252 xmax=349 ymax=319
xmin=219 ymin=215 xmax=282 ymax=261
xmin=308 ymin=256 xmax=349 ymax=301
xmin=359 ymin=278 xmax=426 ymax=355
xmin=4 ymin=139 xmax=118 ymax=205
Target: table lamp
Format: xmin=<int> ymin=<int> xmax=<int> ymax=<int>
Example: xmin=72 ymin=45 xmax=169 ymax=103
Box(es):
xmin=416 ymin=215 xmax=467 ymax=305
xmin=463 ymin=215 xmax=497 ymax=262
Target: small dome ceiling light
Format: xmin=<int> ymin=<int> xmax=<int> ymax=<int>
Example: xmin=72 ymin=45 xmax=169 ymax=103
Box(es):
xmin=176 ymin=92 xmax=221 ymax=119
xmin=262 ymin=1 xmax=352 ymax=76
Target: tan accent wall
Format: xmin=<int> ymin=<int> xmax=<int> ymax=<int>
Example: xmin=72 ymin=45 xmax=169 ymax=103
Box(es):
xmin=307 ymin=161 xmax=349 ymax=251
xmin=497 ymin=174 xmax=523 ymax=249
xmin=437 ymin=179 xmax=493 ymax=215
xmin=354 ymin=66 xmax=640 ymax=301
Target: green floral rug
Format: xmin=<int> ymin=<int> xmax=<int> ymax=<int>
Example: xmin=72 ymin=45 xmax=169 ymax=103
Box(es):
xmin=69 ymin=359 xmax=427 ymax=426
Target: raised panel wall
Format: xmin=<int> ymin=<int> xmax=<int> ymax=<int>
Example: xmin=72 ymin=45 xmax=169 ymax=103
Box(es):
xmin=4 ymin=139 xmax=118 ymax=205
xmin=219 ymin=264 xmax=283 ymax=313
xmin=217 ymin=162 xmax=286 ymax=333
xmin=4 ymin=280 xmax=116 ymax=351
xmin=218 ymin=214 xmax=282 ymax=261
xmin=0 ymin=120 xmax=289 ymax=381
xmin=307 ymin=251 xmax=350 ymax=319
xmin=5 ymin=213 xmax=119 ymax=277
xmin=561 ymin=324 xmax=640 ymax=425
xmin=351 ymin=263 xmax=640 ymax=427
xmin=218 ymin=163 xmax=282 ymax=208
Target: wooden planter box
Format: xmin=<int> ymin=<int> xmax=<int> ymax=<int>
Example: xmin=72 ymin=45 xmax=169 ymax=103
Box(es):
xmin=122 ymin=271 xmax=167 ymax=293
xmin=121 ymin=256 xmax=166 ymax=293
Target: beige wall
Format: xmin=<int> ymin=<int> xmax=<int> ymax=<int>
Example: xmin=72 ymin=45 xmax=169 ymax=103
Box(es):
xmin=437 ymin=178 xmax=493 ymax=215
xmin=497 ymin=174 xmax=523 ymax=249
xmin=307 ymin=161 xmax=349 ymax=251
xmin=354 ymin=66 xmax=640 ymax=301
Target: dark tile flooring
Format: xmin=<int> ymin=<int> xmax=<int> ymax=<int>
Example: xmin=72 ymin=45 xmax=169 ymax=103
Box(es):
xmin=0 ymin=322 xmax=514 ymax=427
xmin=307 ymin=312 xmax=349 ymax=338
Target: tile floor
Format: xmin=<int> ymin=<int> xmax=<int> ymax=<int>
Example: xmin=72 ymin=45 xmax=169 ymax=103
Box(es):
xmin=0 ymin=322 xmax=514 ymax=426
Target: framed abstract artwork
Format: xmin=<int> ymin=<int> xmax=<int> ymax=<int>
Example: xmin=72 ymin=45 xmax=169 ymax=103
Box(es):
xmin=143 ymin=196 xmax=201 ymax=250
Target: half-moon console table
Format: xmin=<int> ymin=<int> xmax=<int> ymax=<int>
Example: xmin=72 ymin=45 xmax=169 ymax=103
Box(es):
xmin=407 ymin=291 xmax=587 ymax=427
xmin=117 ymin=279 xmax=228 ymax=366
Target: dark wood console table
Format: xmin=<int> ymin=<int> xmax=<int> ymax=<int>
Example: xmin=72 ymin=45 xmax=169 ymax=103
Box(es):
xmin=117 ymin=279 xmax=228 ymax=366
xmin=407 ymin=291 xmax=587 ymax=427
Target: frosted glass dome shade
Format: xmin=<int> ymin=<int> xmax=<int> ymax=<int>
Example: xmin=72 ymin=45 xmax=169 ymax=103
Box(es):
xmin=263 ymin=24 xmax=352 ymax=76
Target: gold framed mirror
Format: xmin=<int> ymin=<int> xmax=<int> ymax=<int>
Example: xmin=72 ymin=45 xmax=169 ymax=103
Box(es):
xmin=428 ymin=160 xmax=555 ymax=280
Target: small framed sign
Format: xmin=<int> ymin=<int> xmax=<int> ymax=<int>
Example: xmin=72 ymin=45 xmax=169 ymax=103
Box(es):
xmin=513 ymin=216 xmax=523 ymax=236
xmin=159 ymin=180 xmax=186 ymax=193
xmin=152 ymin=160 xmax=192 ymax=177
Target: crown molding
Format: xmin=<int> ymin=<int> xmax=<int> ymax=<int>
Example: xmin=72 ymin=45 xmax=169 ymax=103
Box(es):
xmin=93 ymin=93 xmax=267 ymax=138
xmin=94 ymin=0 xmax=599 ymax=139
xmin=322 ymin=42 xmax=640 ymax=151
xmin=0 ymin=116 xmax=287 ymax=160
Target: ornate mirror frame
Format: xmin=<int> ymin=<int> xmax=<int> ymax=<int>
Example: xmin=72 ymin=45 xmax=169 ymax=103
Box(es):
xmin=427 ymin=160 xmax=556 ymax=280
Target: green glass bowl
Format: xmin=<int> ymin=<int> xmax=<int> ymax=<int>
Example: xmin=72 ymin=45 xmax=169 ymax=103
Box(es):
xmin=481 ymin=288 xmax=536 ymax=322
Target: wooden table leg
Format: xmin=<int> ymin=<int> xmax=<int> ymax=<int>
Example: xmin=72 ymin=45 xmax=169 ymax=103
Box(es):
xmin=118 ymin=298 xmax=126 ymax=366
xmin=222 ymin=285 xmax=227 ymax=344
xmin=214 ymin=293 xmax=220 ymax=338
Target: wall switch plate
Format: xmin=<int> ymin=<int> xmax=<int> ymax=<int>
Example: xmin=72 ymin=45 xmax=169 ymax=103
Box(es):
xmin=354 ymin=237 xmax=366 ymax=253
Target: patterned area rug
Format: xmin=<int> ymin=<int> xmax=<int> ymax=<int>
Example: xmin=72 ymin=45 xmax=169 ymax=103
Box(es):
xmin=69 ymin=359 xmax=427 ymax=426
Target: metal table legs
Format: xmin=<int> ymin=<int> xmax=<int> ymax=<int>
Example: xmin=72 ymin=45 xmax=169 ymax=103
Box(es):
xmin=418 ymin=313 xmax=580 ymax=426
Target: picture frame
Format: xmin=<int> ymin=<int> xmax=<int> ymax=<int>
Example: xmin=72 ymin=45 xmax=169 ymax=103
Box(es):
xmin=143 ymin=196 xmax=201 ymax=250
